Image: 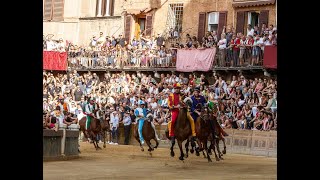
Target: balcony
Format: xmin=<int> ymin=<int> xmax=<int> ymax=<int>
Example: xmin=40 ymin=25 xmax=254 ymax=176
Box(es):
xmin=42 ymin=45 xmax=276 ymax=72
xmin=232 ymin=0 xmax=276 ymax=8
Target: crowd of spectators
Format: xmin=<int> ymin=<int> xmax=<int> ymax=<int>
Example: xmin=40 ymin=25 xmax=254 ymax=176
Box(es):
xmin=43 ymin=23 xmax=277 ymax=70
xmin=43 ymin=70 xmax=277 ymax=143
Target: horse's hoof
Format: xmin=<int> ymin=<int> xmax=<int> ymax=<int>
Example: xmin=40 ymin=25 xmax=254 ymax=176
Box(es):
xmin=222 ymin=150 xmax=226 ymax=154
xmin=220 ymin=157 xmax=224 ymax=160
xmin=196 ymin=151 xmax=200 ymax=156
xmin=179 ymin=156 xmax=184 ymax=161
xmin=184 ymin=154 xmax=188 ymax=158
xmin=215 ymin=158 xmax=220 ymax=161
xmin=208 ymin=159 xmax=212 ymax=162
xmin=190 ymin=149 xmax=194 ymax=154
xmin=170 ymin=151 xmax=175 ymax=157
xmin=103 ymin=144 xmax=106 ymax=148
xmin=141 ymin=148 xmax=144 ymax=152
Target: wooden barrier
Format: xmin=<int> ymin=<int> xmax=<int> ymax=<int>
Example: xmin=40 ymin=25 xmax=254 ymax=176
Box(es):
xmin=43 ymin=128 xmax=80 ymax=161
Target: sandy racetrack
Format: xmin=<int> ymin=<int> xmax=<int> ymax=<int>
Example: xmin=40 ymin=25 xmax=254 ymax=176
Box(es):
xmin=43 ymin=142 xmax=277 ymax=180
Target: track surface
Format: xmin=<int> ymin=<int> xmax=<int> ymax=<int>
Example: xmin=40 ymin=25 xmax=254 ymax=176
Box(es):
xmin=43 ymin=142 xmax=277 ymax=180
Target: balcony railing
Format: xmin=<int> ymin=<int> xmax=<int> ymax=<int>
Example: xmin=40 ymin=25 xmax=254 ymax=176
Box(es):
xmin=62 ymin=45 xmax=276 ymax=71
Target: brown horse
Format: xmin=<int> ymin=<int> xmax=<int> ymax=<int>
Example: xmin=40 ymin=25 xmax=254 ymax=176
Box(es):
xmin=79 ymin=111 xmax=102 ymax=150
xmin=195 ymin=106 xmax=213 ymax=162
xmin=207 ymin=108 xmax=228 ymax=160
xmin=96 ymin=109 xmax=110 ymax=148
xmin=168 ymin=97 xmax=195 ymax=161
xmin=134 ymin=113 xmax=159 ymax=156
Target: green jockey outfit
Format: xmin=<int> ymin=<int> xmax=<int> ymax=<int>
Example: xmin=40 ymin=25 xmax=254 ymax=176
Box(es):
xmin=85 ymin=98 xmax=97 ymax=130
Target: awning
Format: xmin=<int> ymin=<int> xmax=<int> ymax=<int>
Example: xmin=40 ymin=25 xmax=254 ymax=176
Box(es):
xmin=232 ymin=0 xmax=276 ymax=8
xmin=125 ymin=7 xmax=153 ymax=15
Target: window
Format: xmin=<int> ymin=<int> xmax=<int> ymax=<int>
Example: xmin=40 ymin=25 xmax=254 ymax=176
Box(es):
xmin=208 ymin=12 xmax=219 ymax=32
xmin=96 ymin=0 xmax=114 ymax=17
xmin=247 ymin=12 xmax=259 ymax=27
xmin=43 ymin=0 xmax=64 ymax=21
xmin=167 ymin=3 xmax=184 ymax=33
xmin=138 ymin=18 xmax=146 ymax=32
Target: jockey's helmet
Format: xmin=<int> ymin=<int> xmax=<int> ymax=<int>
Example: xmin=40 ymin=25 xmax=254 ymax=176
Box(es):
xmin=173 ymin=83 xmax=181 ymax=89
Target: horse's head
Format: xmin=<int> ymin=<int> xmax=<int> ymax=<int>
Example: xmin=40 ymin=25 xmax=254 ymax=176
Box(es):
xmin=183 ymin=97 xmax=193 ymax=109
xmin=146 ymin=113 xmax=154 ymax=122
xmin=199 ymin=105 xmax=210 ymax=122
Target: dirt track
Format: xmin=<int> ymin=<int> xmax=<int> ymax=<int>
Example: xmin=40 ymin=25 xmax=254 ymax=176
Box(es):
xmin=43 ymin=142 xmax=277 ymax=180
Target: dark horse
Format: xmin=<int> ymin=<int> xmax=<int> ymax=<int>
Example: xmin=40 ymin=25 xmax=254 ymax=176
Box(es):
xmin=194 ymin=105 xmax=213 ymax=162
xmin=167 ymin=97 xmax=195 ymax=161
xmin=96 ymin=109 xmax=110 ymax=148
xmin=207 ymin=106 xmax=228 ymax=160
xmin=79 ymin=110 xmax=102 ymax=150
xmin=134 ymin=113 xmax=159 ymax=156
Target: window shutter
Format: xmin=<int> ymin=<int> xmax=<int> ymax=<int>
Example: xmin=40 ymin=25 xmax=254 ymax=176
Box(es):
xmin=96 ymin=0 xmax=99 ymax=16
xmin=125 ymin=15 xmax=132 ymax=42
xmin=259 ymin=10 xmax=269 ymax=32
xmin=236 ymin=11 xmax=245 ymax=34
xmin=197 ymin=12 xmax=206 ymax=44
xmin=52 ymin=0 xmax=64 ymax=21
xmin=217 ymin=11 xmax=227 ymax=40
xmin=44 ymin=0 xmax=53 ymax=21
xmin=101 ymin=0 xmax=106 ymax=16
xmin=110 ymin=0 xmax=114 ymax=16
xmin=145 ymin=15 xmax=153 ymax=36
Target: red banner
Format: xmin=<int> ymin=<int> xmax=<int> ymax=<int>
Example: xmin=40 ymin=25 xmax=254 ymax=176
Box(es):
xmin=263 ymin=45 xmax=277 ymax=69
xmin=43 ymin=51 xmax=68 ymax=71
xmin=176 ymin=48 xmax=216 ymax=72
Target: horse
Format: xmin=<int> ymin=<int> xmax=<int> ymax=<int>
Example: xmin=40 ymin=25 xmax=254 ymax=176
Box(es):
xmin=167 ymin=97 xmax=195 ymax=161
xmin=79 ymin=110 xmax=102 ymax=150
xmin=134 ymin=113 xmax=159 ymax=156
xmin=96 ymin=108 xmax=110 ymax=148
xmin=207 ymin=106 xmax=228 ymax=160
xmin=194 ymin=105 xmax=213 ymax=162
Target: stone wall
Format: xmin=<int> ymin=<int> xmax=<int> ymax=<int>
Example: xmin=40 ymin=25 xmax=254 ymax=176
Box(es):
xmin=115 ymin=124 xmax=277 ymax=157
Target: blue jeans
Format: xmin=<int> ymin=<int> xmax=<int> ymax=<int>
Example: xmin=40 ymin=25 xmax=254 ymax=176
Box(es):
xmin=138 ymin=118 xmax=145 ymax=142
xmin=111 ymin=127 xmax=118 ymax=143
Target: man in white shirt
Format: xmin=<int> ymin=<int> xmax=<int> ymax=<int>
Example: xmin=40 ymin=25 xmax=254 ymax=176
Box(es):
xmin=247 ymin=24 xmax=254 ymax=36
xmin=110 ymin=111 xmax=119 ymax=145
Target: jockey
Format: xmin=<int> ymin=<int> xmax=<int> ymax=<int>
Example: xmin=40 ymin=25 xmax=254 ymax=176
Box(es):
xmin=168 ymin=83 xmax=196 ymax=144
xmin=84 ymin=97 xmax=98 ymax=142
xmin=135 ymin=101 xmax=147 ymax=144
xmin=191 ymin=87 xmax=219 ymax=139
xmin=191 ymin=87 xmax=207 ymax=122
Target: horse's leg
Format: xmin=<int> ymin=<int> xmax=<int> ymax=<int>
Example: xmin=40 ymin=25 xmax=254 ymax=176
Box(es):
xmin=195 ymin=138 xmax=201 ymax=156
xmin=146 ymin=140 xmax=153 ymax=152
xmin=153 ymin=138 xmax=159 ymax=149
xmin=190 ymin=137 xmax=195 ymax=154
xmin=215 ymin=139 xmax=223 ymax=160
xmin=212 ymin=140 xmax=220 ymax=161
xmin=170 ymin=138 xmax=175 ymax=157
xmin=184 ymin=139 xmax=189 ymax=158
xmin=208 ymin=140 xmax=212 ymax=155
xmin=103 ymin=131 xmax=106 ymax=148
xmin=177 ymin=140 xmax=185 ymax=161
xmin=222 ymin=137 xmax=227 ymax=154
xmin=134 ymin=130 xmax=144 ymax=151
xmin=204 ymin=140 xmax=212 ymax=162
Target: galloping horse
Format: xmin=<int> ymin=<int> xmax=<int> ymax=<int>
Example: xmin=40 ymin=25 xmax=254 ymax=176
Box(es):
xmin=208 ymin=105 xmax=228 ymax=160
xmin=96 ymin=109 xmax=110 ymax=148
xmin=134 ymin=113 xmax=159 ymax=155
xmin=194 ymin=105 xmax=213 ymax=162
xmin=79 ymin=110 xmax=102 ymax=150
xmin=168 ymin=97 xmax=195 ymax=161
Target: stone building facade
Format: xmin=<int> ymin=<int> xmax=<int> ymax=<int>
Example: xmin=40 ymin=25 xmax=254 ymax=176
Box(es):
xmin=43 ymin=0 xmax=276 ymax=45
